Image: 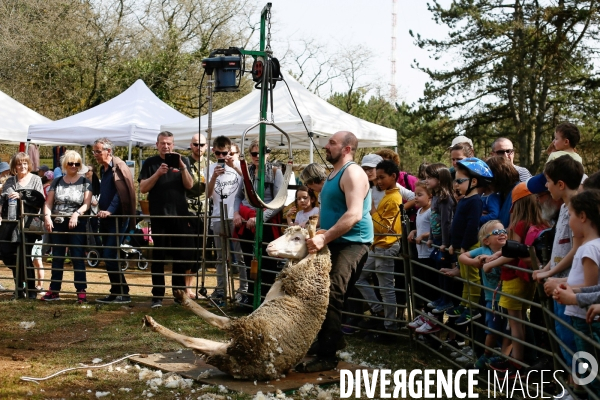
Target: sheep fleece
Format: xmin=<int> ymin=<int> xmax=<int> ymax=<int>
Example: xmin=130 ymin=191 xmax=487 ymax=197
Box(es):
xmin=207 ymin=247 xmax=331 ymax=380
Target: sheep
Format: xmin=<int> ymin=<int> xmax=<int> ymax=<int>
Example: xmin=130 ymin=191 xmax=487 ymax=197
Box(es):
xmin=143 ymin=216 xmax=331 ymax=380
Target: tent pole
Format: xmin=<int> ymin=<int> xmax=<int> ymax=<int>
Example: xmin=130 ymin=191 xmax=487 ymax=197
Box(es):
xmin=309 ymin=142 xmax=313 ymax=163
xmin=128 ymin=141 xmax=133 ymax=161
xmin=81 ymin=146 xmax=86 ymax=164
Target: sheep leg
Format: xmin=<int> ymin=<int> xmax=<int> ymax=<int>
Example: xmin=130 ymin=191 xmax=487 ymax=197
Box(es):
xmin=263 ymin=280 xmax=285 ymax=303
xmin=143 ymin=316 xmax=228 ymax=356
xmin=174 ymin=289 xmax=231 ymax=330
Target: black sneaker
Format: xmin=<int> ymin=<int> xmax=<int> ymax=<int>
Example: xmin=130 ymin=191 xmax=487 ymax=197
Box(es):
xmin=445 ymin=304 xmax=465 ymax=318
xmin=456 ymin=308 xmax=482 ymax=326
xmin=96 ymin=295 xmax=117 ymax=304
xmin=151 ymin=299 xmax=162 ymax=309
xmin=295 ymin=356 xmax=339 ymax=373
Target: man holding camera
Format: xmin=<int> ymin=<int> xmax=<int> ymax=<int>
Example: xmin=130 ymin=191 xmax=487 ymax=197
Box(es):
xmin=139 ymin=131 xmax=194 ymax=308
xmin=206 ymin=135 xmax=244 ymax=303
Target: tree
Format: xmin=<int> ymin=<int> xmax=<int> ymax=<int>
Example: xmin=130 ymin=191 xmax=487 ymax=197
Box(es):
xmin=412 ymin=0 xmax=600 ymax=172
xmin=0 ymin=0 xmax=257 ymax=120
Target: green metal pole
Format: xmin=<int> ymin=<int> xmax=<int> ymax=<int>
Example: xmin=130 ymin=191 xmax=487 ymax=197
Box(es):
xmin=252 ymin=2 xmax=271 ymax=309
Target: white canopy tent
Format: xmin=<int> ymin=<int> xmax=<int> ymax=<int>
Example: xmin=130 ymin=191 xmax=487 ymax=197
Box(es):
xmin=28 ymin=80 xmax=190 ymax=149
xmin=0 ymin=89 xmax=52 ymax=143
xmin=162 ymin=73 xmax=397 ymax=161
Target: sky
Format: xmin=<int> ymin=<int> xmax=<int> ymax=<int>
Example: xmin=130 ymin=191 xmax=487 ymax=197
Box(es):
xmin=266 ymin=0 xmax=450 ymax=104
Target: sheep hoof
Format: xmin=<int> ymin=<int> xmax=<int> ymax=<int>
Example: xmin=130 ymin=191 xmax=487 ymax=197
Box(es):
xmin=173 ymin=290 xmax=187 ymax=302
xmin=143 ymin=315 xmax=157 ymax=330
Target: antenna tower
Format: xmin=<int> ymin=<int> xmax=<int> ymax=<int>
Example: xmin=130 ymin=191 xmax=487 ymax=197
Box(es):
xmin=390 ymin=0 xmax=397 ymax=101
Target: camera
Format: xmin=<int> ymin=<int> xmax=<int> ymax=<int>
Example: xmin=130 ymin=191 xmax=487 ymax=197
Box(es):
xmin=502 ymin=240 xmax=530 ymax=258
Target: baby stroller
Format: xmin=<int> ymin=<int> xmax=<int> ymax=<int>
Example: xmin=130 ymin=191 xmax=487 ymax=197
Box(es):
xmin=120 ymin=225 xmax=149 ymax=271
xmin=85 ymin=218 xmax=101 ymax=268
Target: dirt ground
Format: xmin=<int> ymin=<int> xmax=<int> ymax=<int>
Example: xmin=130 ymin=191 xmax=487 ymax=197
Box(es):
xmin=0 ymin=259 xmax=226 ymax=303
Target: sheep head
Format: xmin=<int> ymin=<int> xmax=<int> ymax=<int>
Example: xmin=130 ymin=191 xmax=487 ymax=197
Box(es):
xmin=266 ymin=225 xmax=309 ymax=260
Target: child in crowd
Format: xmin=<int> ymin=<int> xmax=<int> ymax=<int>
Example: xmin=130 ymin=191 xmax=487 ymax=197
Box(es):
xmin=479 ymin=178 xmax=501 ymax=226
xmin=446 ymin=158 xmax=492 ymax=324
xmin=407 ymin=181 xmax=434 ymax=312
xmin=547 ymin=122 xmax=583 ymax=164
xmin=285 ymin=186 xmax=319 ymax=227
xmin=355 ymin=160 xmax=402 ymax=343
xmin=532 ymin=155 xmax=585 ymax=375
xmin=362 ymin=154 xmax=415 ymax=210
xmin=459 ymin=220 xmax=507 ymax=369
xmin=424 ymin=163 xmax=456 ymax=316
xmin=552 ymin=189 xmax=600 ymax=393
xmin=483 ymin=183 xmax=549 ymax=375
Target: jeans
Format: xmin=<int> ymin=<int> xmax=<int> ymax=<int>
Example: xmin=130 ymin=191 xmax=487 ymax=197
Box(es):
xmin=212 ymin=219 xmax=246 ymax=293
xmin=316 ymin=242 xmax=369 ymax=357
xmin=99 ymin=217 xmax=129 ymax=295
xmin=356 ymin=244 xmax=400 ymax=330
xmin=554 ymin=301 xmax=577 ymax=367
xmin=49 ymin=219 xmax=87 ymax=292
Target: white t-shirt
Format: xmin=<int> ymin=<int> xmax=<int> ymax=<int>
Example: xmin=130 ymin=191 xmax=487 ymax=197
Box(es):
xmin=294 ymin=207 xmax=320 ymax=227
xmin=372 ymin=183 xmax=414 ymax=209
xmin=416 ymin=207 xmax=433 ymax=259
xmin=565 ymin=238 xmax=600 ymax=319
xmin=550 ymin=204 xmax=572 ymax=278
xmin=208 ymin=161 xmax=242 ymax=221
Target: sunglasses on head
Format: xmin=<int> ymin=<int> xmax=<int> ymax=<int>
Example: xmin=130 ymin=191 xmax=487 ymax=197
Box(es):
xmin=192 ymin=143 xmax=207 ymax=147
xmin=484 ymin=229 xmax=507 ymax=239
xmin=494 ymin=149 xmax=514 ymax=155
xmin=214 ymin=151 xmax=229 ymax=156
xmin=67 ymin=162 xmax=81 ymax=167
xmin=454 ymin=178 xmax=470 ymax=184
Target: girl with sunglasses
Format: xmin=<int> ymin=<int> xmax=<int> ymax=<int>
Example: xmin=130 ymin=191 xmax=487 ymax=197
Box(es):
xmin=42 ymin=150 xmax=92 ymax=303
xmin=482 ymin=182 xmax=549 ymax=375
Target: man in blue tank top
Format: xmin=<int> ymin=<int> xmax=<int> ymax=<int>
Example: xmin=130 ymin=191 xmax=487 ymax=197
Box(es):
xmin=296 ymin=131 xmax=373 ymax=373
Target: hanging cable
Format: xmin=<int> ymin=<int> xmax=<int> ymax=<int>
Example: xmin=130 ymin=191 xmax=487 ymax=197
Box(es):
xmin=280 ymin=77 xmax=330 ymax=171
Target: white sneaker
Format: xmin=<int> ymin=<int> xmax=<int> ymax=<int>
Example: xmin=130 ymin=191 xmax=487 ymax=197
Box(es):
xmin=553 ymin=391 xmax=575 ymax=400
xmin=415 ymin=320 xmax=441 ymax=334
xmin=408 ymin=315 xmax=426 ymax=329
xmin=450 ymin=347 xmax=472 ymax=358
xmin=455 ymin=348 xmax=474 ymax=363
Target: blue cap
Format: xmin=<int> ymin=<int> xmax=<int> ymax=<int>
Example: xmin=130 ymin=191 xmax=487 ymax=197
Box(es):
xmin=0 ymin=162 xmax=9 ymax=173
xmin=526 ymin=173 xmax=548 ymax=194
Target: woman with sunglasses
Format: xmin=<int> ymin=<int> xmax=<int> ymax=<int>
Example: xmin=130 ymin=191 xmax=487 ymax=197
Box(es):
xmin=42 ymin=150 xmax=92 ymax=303
xmin=0 ymin=152 xmax=44 ymax=299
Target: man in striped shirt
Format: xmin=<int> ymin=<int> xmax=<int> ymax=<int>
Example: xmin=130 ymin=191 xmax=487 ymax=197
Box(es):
xmin=490 ymin=137 xmax=532 ymax=182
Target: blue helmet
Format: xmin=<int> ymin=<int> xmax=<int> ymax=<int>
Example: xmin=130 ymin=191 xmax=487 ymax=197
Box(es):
xmin=456 ymin=157 xmax=494 ymax=185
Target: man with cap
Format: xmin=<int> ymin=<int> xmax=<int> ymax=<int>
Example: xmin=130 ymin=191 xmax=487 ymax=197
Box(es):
xmin=490 ymin=138 xmax=532 ymax=182
xmin=37 ymin=165 xmax=49 ymax=178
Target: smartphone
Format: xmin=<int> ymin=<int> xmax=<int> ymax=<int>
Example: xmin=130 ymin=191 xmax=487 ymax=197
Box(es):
xmin=164 ymin=153 xmax=180 ymax=169
xmin=217 ymin=159 xmax=225 ymax=166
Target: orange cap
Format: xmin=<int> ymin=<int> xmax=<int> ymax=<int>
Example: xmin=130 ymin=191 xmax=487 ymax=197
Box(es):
xmin=510 ymin=182 xmax=533 ymax=212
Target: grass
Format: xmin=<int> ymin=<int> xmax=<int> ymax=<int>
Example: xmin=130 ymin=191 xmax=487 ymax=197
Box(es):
xmin=0 ymin=296 xmax=476 ymax=400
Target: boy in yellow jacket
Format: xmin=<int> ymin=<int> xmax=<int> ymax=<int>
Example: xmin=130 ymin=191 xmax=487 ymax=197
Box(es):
xmin=355 ymin=159 xmax=402 ymax=343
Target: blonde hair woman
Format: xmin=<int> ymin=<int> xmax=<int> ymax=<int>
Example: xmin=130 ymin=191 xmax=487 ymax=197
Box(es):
xmin=42 ymin=150 xmax=92 ymax=303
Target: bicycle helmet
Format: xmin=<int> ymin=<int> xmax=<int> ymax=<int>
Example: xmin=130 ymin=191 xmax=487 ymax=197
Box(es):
xmin=456 ymin=157 xmax=494 ymax=195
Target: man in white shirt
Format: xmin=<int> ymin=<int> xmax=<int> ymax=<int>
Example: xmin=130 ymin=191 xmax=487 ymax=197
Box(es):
xmin=206 ymin=136 xmax=244 ymax=302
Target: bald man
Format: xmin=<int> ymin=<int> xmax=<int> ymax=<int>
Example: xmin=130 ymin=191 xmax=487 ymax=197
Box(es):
xmin=186 ymin=133 xmax=208 ymax=214
xmin=490 ymin=138 xmax=532 ymax=182
xmin=296 ymin=131 xmax=373 ymax=373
